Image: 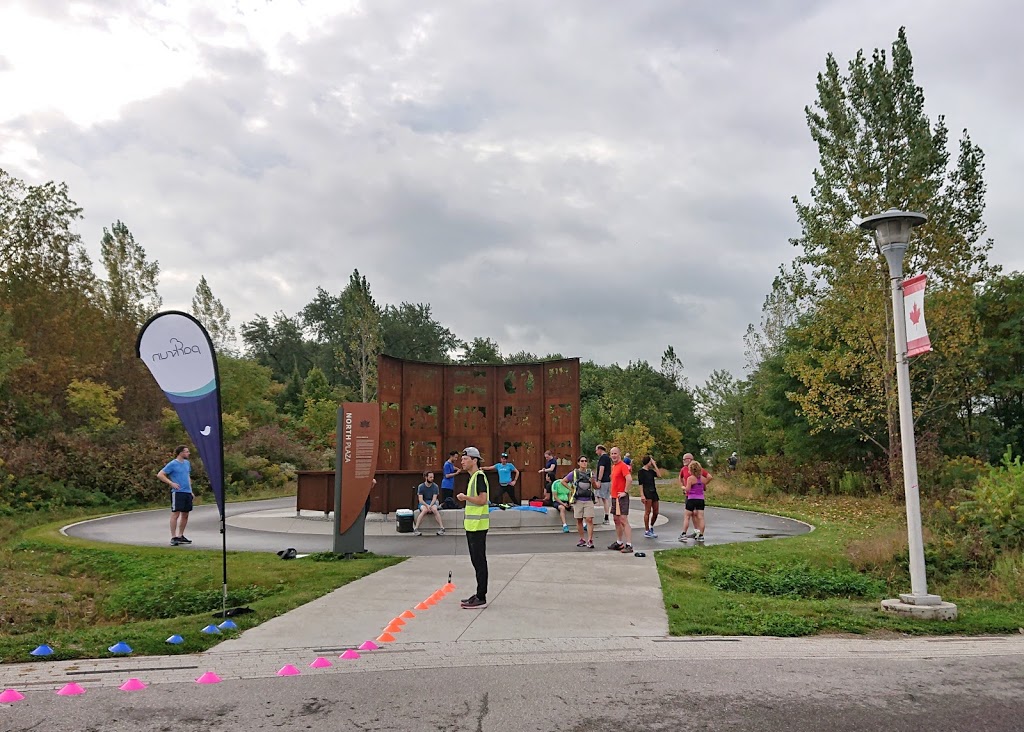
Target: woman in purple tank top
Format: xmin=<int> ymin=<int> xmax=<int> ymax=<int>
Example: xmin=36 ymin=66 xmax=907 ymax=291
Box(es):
xmin=682 ymin=460 xmax=710 ymax=543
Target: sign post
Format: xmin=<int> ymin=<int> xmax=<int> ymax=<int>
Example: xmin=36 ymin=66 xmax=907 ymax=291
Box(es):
xmin=333 ymin=403 xmax=379 ymax=554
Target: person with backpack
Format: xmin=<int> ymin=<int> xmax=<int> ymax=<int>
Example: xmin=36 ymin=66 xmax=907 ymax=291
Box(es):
xmin=565 ymin=455 xmax=596 ymax=548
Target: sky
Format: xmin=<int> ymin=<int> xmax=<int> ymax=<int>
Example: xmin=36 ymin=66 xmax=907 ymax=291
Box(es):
xmin=1 ymin=0 xmax=1022 ymax=387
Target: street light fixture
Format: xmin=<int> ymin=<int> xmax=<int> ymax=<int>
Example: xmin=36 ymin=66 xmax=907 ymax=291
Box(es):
xmin=859 ymin=208 xmax=957 ymax=620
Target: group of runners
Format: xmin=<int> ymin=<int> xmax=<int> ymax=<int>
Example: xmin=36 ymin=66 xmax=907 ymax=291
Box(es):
xmin=410 ymin=446 xmax=713 ymax=548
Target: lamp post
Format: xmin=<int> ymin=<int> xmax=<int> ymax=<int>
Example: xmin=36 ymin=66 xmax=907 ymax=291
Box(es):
xmin=859 ymin=209 xmax=957 ymax=620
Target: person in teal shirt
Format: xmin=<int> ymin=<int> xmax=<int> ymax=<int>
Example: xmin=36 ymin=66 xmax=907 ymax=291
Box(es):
xmin=550 ymin=478 xmax=571 ymax=532
xmin=485 ymin=453 xmax=519 ymax=505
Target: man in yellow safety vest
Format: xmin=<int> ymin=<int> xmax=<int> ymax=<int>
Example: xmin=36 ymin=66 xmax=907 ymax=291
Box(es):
xmin=457 ymin=446 xmax=490 ymax=609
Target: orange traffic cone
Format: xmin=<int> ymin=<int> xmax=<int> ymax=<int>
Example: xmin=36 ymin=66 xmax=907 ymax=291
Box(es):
xmin=384 ymin=622 xmax=403 ymax=634
xmin=415 ymin=602 xmax=430 ymax=610
xmin=375 ymin=632 xmax=396 ymax=643
xmin=400 ymin=610 xmax=416 ymax=619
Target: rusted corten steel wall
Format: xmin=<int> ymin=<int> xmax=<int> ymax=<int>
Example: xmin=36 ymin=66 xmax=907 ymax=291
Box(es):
xmin=376 ymin=355 xmax=581 ymax=508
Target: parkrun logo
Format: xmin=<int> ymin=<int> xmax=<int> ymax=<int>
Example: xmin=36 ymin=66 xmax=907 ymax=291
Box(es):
xmin=151 ymin=337 xmax=203 ymax=362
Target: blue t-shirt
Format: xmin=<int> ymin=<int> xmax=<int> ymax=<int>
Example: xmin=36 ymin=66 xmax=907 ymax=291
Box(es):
xmin=495 ymin=462 xmax=516 ymax=484
xmin=442 ymin=460 xmax=457 ymax=489
xmin=162 ymin=459 xmax=192 ymax=493
xmin=417 ymin=482 xmax=439 ymax=504
xmin=544 ymin=457 xmax=557 ymax=484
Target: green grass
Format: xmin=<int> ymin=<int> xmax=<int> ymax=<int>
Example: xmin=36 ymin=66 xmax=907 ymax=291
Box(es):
xmin=652 ymin=477 xmax=1024 ymax=637
xmin=0 ymin=504 xmax=401 ymax=663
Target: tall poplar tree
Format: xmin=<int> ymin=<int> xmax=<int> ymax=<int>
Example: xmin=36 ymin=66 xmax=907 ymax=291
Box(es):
xmin=786 ymin=28 xmax=994 ymax=485
xmin=191 ymin=276 xmax=236 ymax=354
xmin=99 ymin=220 xmax=161 ymax=326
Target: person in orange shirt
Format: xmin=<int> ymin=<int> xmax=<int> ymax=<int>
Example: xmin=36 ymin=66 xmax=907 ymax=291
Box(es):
xmin=607 ymin=446 xmax=633 ymax=553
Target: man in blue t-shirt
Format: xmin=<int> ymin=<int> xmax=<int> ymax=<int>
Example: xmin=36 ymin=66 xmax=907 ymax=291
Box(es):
xmin=441 ymin=451 xmax=460 ymax=506
xmin=158 ymin=445 xmax=194 ymax=546
xmin=485 ymin=453 xmax=519 ymax=505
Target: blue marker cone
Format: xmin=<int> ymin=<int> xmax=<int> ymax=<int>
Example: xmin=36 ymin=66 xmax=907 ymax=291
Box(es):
xmin=166 ymin=635 xmax=184 ymax=645
xmin=30 ymin=644 xmax=54 ymax=657
xmin=201 ymin=624 xmax=221 ymax=635
xmin=217 ymin=620 xmax=238 ymax=631
xmin=108 ymin=641 xmax=133 ymax=654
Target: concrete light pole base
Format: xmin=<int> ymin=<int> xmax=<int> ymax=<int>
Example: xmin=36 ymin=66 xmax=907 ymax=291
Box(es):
xmin=881 ymin=597 xmax=958 ymax=620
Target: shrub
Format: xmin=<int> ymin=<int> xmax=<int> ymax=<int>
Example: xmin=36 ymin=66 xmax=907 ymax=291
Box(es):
xmin=233 ymin=425 xmax=319 ymax=469
xmin=705 ymin=561 xmax=884 ymax=599
xmin=955 ymin=447 xmax=1024 ymax=552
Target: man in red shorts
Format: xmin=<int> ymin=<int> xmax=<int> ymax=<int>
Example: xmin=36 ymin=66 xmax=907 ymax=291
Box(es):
xmin=607 ymin=446 xmax=633 ymax=553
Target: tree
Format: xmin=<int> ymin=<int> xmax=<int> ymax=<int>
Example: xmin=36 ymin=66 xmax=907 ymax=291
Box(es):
xmin=98 ymin=221 xmax=161 ymax=326
xmin=610 ymin=421 xmax=656 ymax=463
xmin=462 ymin=337 xmax=502 ymax=364
xmin=217 ymin=355 xmax=279 ymax=426
xmin=975 ymin=272 xmax=1024 ymax=459
xmin=241 ymin=311 xmax=315 ymax=382
xmin=696 ymin=370 xmax=747 ymax=459
xmin=660 ymin=346 xmax=688 ymax=391
xmin=786 ymin=28 xmax=994 ymax=484
xmin=66 ymin=378 xmax=124 ymax=434
xmin=301 ymin=366 xmax=332 ymax=404
xmin=191 ymin=276 xmax=236 ymax=354
xmin=339 ymin=270 xmax=381 ymax=402
xmin=381 ymin=302 xmax=460 ymax=362
xmin=505 ymin=350 xmax=538 ymax=363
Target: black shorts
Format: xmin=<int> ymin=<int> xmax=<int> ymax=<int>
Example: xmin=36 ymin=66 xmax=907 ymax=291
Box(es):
xmin=685 ymin=498 xmax=705 ymax=512
xmin=171 ymin=492 xmax=194 ymax=513
xmin=613 ymin=494 xmax=630 ymax=515
xmin=643 ymin=490 xmax=660 ymax=502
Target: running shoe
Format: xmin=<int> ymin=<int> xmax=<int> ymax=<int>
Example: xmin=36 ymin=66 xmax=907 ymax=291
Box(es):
xmin=620 ymin=543 xmax=633 ymax=553
xmin=170 ymin=537 xmax=182 ymax=546
xmin=696 ymin=533 xmax=705 ymax=543
xmin=461 ymin=596 xmax=487 ymax=609
xmin=587 ymin=540 xmax=595 ymax=549
xmin=643 ymin=529 xmax=653 ymax=538
xmin=607 ymin=541 xmax=623 ymax=551
xmin=413 ymin=530 xmax=422 ymax=536
xmin=649 ymin=531 xmax=658 ymax=538
xmin=177 ymin=536 xmax=192 ymax=544
xmin=577 ymin=539 xmax=587 ymax=547
xmin=436 ymin=528 xmax=445 ymax=536
xmin=562 ymin=524 xmax=570 ymax=533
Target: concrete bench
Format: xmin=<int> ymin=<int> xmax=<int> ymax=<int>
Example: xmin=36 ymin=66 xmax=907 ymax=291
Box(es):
xmin=406 ymin=505 xmax=571 ymax=530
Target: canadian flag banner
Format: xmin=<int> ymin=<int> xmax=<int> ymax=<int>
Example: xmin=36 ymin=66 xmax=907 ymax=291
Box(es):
xmin=903 ymin=274 xmax=932 ymax=357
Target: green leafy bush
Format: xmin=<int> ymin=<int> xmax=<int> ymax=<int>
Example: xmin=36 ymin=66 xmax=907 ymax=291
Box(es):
xmin=705 ymin=561 xmax=884 ymax=599
xmin=956 ymin=447 xmax=1024 ymax=552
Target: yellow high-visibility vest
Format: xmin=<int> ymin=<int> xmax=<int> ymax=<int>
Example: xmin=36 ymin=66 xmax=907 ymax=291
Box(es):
xmin=464 ymin=470 xmax=490 ymax=531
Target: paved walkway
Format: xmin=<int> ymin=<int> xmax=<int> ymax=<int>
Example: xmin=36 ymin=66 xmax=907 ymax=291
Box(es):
xmin=62 ymin=496 xmax=812 ymax=555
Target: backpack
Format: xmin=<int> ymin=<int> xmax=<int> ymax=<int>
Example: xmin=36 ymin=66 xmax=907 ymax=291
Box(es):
xmin=572 ymin=469 xmax=594 ymax=500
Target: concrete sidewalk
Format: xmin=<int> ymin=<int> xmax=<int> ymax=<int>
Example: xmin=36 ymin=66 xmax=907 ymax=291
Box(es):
xmin=207 ymin=551 xmax=667 ymax=653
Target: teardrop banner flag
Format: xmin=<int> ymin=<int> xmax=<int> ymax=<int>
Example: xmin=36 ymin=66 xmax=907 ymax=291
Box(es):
xmin=903 ymin=275 xmax=932 ymax=357
xmin=135 ymin=312 xmax=225 ymax=516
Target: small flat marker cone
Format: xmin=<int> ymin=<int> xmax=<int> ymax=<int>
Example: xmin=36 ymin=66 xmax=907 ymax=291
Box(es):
xmin=339 ymin=649 xmax=360 ymax=660
xmin=358 ymin=640 xmax=379 ymax=651
xmin=414 ymin=602 xmax=430 ymax=610
xmin=399 ymin=610 xmax=415 ymax=619
xmin=218 ymin=620 xmax=238 ymax=631
xmin=56 ymin=683 xmax=86 ymax=696
xmin=277 ymin=664 xmax=301 ymax=676
xmin=30 ymin=644 xmax=54 ymax=657
xmin=0 ymin=689 xmax=26 ymax=703
xmin=201 ymin=624 xmax=222 ymax=635
xmin=424 ymin=597 xmax=437 ymax=607
xmin=309 ymin=657 xmax=332 ymax=669
xmin=108 ymin=641 xmax=133 ymax=654
xmin=443 ymin=582 xmax=456 ymax=592
xmin=375 ymin=632 xmax=396 ymax=643
xmin=384 ymin=622 xmax=403 ymax=633
xmin=119 ymin=678 xmax=147 ymax=691
xmin=166 ymin=634 xmax=185 ymax=644
xmin=391 ymin=617 xmax=406 ymax=626
xmin=195 ymin=672 xmax=222 ymax=684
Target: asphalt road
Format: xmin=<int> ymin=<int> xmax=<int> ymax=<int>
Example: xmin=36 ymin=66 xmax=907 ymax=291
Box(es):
xmin=4 ymin=652 xmax=1022 ymax=731
xmin=62 ymin=497 xmax=811 ymax=556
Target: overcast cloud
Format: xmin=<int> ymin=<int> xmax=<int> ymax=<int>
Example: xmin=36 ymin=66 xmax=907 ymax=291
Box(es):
xmin=1 ymin=0 xmax=1021 ymax=386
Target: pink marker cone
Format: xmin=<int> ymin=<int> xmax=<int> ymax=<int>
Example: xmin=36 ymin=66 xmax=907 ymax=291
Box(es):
xmin=56 ymin=683 xmax=86 ymax=696
xmin=277 ymin=664 xmax=301 ymax=676
xmin=0 ymin=689 xmax=25 ymax=703
xmin=339 ymin=649 xmax=360 ymax=660
xmin=358 ymin=640 xmax=379 ymax=651
xmin=119 ymin=678 xmax=147 ymax=691
xmin=195 ymin=672 xmax=222 ymax=685
xmin=309 ymin=657 xmax=332 ymax=669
